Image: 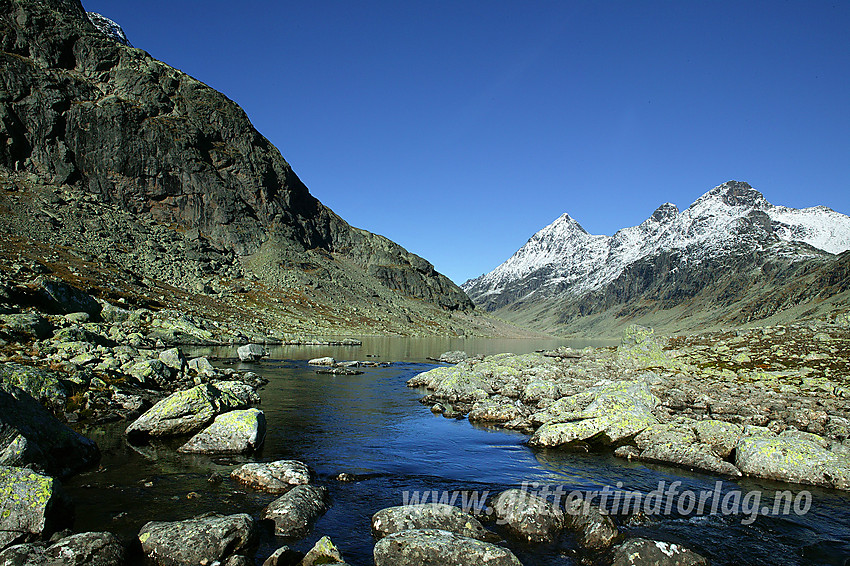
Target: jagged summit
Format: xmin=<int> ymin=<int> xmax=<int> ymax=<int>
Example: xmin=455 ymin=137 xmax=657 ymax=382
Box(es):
xmin=463 ymin=181 xmax=850 ymax=322
xmin=651 ymin=203 xmax=679 ymax=223
xmin=86 ymin=12 xmax=132 ymax=46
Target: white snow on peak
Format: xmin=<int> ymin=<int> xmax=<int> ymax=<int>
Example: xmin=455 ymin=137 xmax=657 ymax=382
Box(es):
xmin=86 ymin=12 xmax=132 ymax=47
xmin=463 ymin=181 xmax=850 ymax=302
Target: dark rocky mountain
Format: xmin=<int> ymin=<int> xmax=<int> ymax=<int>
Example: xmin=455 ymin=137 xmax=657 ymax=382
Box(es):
xmin=464 ymin=182 xmax=850 ymax=336
xmin=0 ymin=0 xmax=517 ymax=337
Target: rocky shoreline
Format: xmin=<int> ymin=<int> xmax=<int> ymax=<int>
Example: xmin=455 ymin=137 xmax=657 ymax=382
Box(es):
xmin=0 ymin=276 xmax=847 ymax=564
xmin=411 ymin=323 xmax=850 ymax=491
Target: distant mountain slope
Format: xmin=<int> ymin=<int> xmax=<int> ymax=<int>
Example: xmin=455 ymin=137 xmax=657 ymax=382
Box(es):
xmin=463 ymin=181 xmax=850 ymax=336
xmin=0 ymin=0 xmax=515 ymax=337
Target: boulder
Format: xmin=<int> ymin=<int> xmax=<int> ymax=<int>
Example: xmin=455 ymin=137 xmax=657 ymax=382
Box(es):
xmin=563 ymin=498 xmax=618 ymax=550
xmin=158 ymin=348 xmax=187 ymax=374
xmin=491 ymin=489 xmax=563 ymax=543
xmin=0 ymin=531 xmax=126 ymax=565
xmin=529 ymin=380 xmax=659 ymax=447
xmin=178 ymin=408 xmax=266 ymax=454
xmin=735 ymin=430 xmax=850 ymax=489
xmin=188 ymin=356 xmax=217 ymax=377
xmin=0 ymin=313 xmax=52 ymax=340
xmin=138 ymin=513 xmax=257 ymax=566
xmin=610 ymin=538 xmax=708 ymax=566
xmin=618 ymin=325 xmax=669 ymax=369
xmin=0 ymin=384 xmax=100 ymax=478
xmin=230 ymin=460 xmax=312 ymax=493
xmin=99 ymin=302 xmax=131 ymax=323
xmin=468 ymin=399 xmax=522 ymax=424
xmin=371 ymin=503 xmax=497 ymax=541
xmin=261 ymin=485 xmax=329 ymax=538
xmin=125 ymin=383 xmax=254 ymax=441
xmin=0 ymin=467 xmax=72 ymax=546
xmin=238 ymin=344 xmax=265 ymax=362
xmin=307 ymin=357 xmax=335 ymax=366
xmin=373 ymin=529 xmax=521 ymax=566
xmin=634 ymin=421 xmax=742 ymax=477
xmin=128 ymin=359 xmax=173 ymax=388
xmin=262 ymin=546 xmax=300 ymax=566
xmin=0 ymin=362 xmax=67 ymax=410
xmin=38 ymin=280 xmax=101 ymax=316
xmin=438 ymin=351 xmax=468 ymax=364
xmin=300 ymin=536 xmax=347 ymax=566
xmin=693 ymin=419 xmax=743 ymax=458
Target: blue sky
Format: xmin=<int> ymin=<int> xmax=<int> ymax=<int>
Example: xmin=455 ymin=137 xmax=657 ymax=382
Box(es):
xmin=83 ymin=1 xmax=850 ymax=285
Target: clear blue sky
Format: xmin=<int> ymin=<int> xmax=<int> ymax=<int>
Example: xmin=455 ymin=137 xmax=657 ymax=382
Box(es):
xmin=83 ymin=1 xmax=850 ymax=285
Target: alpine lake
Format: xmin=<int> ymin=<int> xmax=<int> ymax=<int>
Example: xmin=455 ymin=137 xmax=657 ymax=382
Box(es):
xmin=64 ymin=338 xmax=850 ymax=566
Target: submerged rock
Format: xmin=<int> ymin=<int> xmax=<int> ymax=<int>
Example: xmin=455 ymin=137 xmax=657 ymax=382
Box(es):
xmin=0 ymin=531 xmax=126 ymax=565
xmin=138 ymin=513 xmax=257 ymax=566
xmin=371 ymin=503 xmax=497 ymax=541
xmin=373 ymin=529 xmax=521 ymax=566
xmin=491 ymin=489 xmax=563 ymax=543
xmin=610 ymin=537 xmax=708 ymax=566
xmin=231 ymin=460 xmax=312 ymax=493
xmin=178 ymin=408 xmax=266 ymax=454
xmin=0 ymin=384 xmax=100 ymax=478
xmin=563 ymin=498 xmax=618 ymax=550
xmin=261 ymin=485 xmax=329 ymax=538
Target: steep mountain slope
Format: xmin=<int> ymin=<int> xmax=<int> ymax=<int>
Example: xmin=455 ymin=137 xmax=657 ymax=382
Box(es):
xmin=464 ymin=181 xmax=850 ymax=336
xmin=0 ymin=0 xmax=520 ymax=337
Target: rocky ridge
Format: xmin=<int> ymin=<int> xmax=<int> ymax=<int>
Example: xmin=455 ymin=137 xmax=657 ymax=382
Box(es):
xmin=463 ymin=181 xmax=850 ymax=336
xmin=0 ymin=0 xmax=533 ymax=338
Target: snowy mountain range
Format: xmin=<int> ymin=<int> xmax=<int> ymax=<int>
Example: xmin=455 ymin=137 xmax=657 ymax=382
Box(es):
xmin=463 ymin=181 xmax=850 ymax=333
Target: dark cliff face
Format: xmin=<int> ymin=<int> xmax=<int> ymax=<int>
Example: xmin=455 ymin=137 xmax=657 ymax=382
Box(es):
xmin=0 ymin=0 xmax=472 ymax=310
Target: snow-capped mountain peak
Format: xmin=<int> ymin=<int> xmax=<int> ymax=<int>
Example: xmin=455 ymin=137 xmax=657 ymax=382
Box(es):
xmin=86 ymin=12 xmax=132 ymax=47
xmin=463 ymin=181 xmax=850 ymax=311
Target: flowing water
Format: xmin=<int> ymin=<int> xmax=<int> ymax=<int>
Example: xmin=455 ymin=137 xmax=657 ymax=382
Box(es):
xmin=65 ymin=338 xmax=850 ymax=565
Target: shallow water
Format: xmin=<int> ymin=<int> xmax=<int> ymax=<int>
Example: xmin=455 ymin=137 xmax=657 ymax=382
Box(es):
xmin=65 ymin=339 xmax=850 ymax=565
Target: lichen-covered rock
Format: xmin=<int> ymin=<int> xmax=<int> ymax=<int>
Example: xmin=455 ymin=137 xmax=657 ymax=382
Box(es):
xmin=528 ymin=380 xmax=659 ymax=447
xmin=0 ymin=314 xmax=52 ymax=340
xmin=563 ymin=498 xmax=618 ymax=550
xmin=693 ymin=419 xmax=743 ymax=458
xmin=735 ymin=430 xmax=850 ymax=489
xmin=619 ymin=325 xmax=669 ymax=369
xmin=188 ymin=357 xmax=217 ymax=377
xmin=468 ymin=399 xmax=522 ymax=424
xmin=178 ymin=408 xmax=265 ymax=454
xmin=438 ymin=351 xmax=468 ymax=364
xmin=230 ymin=460 xmax=312 ymax=493
xmin=128 ymin=359 xmax=173 ymax=388
xmin=261 ymin=485 xmax=328 ymax=538
xmin=373 ymin=529 xmax=521 ymax=566
xmin=491 ymin=489 xmax=563 ymax=543
xmin=300 ymin=536 xmax=347 ymax=566
xmin=634 ymin=421 xmax=742 ymax=477
xmin=610 ymin=538 xmax=708 ymax=566
xmin=138 ymin=513 xmax=257 ymax=566
xmin=371 ymin=503 xmax=497 ymax=541
xmin=125 ymin=383 xmax=255 ymax=441
xmin=158 ymin=348 xmax=187 ymax=374
xmin=307 ymin=357 xmax=335 ymax=366
xmin=0 ymin=467 xmax=72 ymax=547
xmin=0 ymin=531 xmax=126 ymax=565
xmin=0 ymin=363 xmax=67 ymax=410
xmin=238 ymin=344 xmax=265 ymax=362
xmin=0 ymin=384 xmax=100 ymax=478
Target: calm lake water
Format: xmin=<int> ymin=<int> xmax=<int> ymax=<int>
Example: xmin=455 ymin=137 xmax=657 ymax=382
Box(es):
xmin=65 ymin=338 xmax=850 ymax=565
